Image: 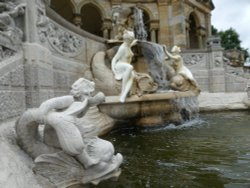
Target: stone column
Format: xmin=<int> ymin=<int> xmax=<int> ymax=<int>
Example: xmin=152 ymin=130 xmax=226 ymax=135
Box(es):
xmin=24 ymin=0 xmax=38 ymax=42
xmin=206 ymin=13 xmax=212 ymax=37
xmin=150 ymin=29 xmax=157 ymax=42
xmin=197 ymin=27 xmax=207 ymax=49
xmin=23 ymin=0 xmax=54 ymax=107
xmin=165 ymin=0 xmax=186 ymax=48
xmin=157 ymin=0 xmax=169 ymax=45
xmin=73 ymin=13 xmax=82 ymax=28
xmin=102 ymin=20 xmax=112 ymax=39
xmin=150 ymin=21 xmax=159 ymax=43
xmin=102 ymin=28 xmax=109 ymax=39
xmin=207 ymin=37 xmax=226 ymax=92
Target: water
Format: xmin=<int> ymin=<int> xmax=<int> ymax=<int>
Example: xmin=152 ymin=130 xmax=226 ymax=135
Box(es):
xmin=139 ymin=41 xmax=169 ymax=89
xmin=93 ymin=111 xmax=250 ymax=188
xmin=133 ymin=7 xmax=148 ymax=41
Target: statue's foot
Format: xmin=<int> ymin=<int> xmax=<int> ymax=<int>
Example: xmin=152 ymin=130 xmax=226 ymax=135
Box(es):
xmin=119 ymin=97 xmax=125 ymax=103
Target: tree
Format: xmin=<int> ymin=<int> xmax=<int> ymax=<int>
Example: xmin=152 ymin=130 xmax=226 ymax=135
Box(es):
xmin=219 ymin=28 xmax=241 ymax=50
xmin=211 ymin=25 xmax=218 ymax=36
xmin=211 ymin=26 xmax=249 ymax=59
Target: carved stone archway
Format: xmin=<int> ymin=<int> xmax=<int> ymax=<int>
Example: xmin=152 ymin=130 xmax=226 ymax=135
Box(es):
xmin=80 ymin=3 xmax=103 ymax=37
xmin=188 ymin=12 xmax=200 ymax=49
xmin=50 ymin=0 xmax=74 ymax=23
xmin=141 ymin=10 xmax=151 ymax=41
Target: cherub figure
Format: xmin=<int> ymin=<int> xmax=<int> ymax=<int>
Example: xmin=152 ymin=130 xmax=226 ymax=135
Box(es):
xmin=16 ymin=78 xmax=123 ymax=185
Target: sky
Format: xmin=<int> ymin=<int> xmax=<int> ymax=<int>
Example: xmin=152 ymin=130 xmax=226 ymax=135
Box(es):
xmin=211 ymin=0 xmax=250 ymax=52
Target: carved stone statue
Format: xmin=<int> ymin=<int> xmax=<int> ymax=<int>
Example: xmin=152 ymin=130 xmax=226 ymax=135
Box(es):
xmin=112 ymin=30 xmax=138 ymax=102
xmin=112 ymin=6 xmax=134 ymax=40
xmin=0 ymin=1 xmax=25 ymax=44
xmin=15 ymin=78 xmax=123 ymax=187
xmin=163 ymin=45 xmax=200 ymax=92
xmin=111 ymin=6 xmax=147 ymax=41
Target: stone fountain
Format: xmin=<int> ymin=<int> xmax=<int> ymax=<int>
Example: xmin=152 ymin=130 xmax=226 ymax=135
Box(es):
xmin=0 ymin=1 xmax=200 ymax=187
xmin=92 ymin=6 xmax=200 ymax=126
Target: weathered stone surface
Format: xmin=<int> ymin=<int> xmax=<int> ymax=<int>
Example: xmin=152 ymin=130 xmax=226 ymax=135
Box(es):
xmin=0 ymin=119 xmax=50 ymax=188
xmin=198 ymin=92 xmax=249 ymax=111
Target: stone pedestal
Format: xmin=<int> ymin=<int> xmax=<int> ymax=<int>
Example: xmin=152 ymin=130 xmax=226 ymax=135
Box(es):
xmin=207 ymin=37 xmax=226 ymax=92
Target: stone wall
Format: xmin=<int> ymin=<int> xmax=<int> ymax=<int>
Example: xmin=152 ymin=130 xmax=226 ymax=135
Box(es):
xmin=183 ymin=50 xmax=210 ymax=91
xmin=0 ymin=0 xmax=107 ymax=121
xmin=22 ymin=2 xmax=106 ymax=108
xmin=0 ymin=53 xmax=26 ymax=121
xmin=225 ymin=66 xmax=249 ymax=92
xmin=183 ymin=47 xmax=249 ymax=93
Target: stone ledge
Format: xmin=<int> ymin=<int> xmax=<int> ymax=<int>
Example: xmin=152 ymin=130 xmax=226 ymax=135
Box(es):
xmin=103 ymin=90 xmax=198 ymax=104
xmin=198 ymin=92 xmax=249 ymax=111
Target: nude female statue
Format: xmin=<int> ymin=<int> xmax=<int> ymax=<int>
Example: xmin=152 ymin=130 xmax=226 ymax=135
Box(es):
xmin=163 ymin=45 xmax=200 ymax=92
xmin=112 ymin=30 xmax=138 ymax=102
xmin=163 ymin=45 xmax=194 ymax=80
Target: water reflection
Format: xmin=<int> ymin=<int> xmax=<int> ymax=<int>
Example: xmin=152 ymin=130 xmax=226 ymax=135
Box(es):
xmin=90 ymin=111 xmax=250 ymax=188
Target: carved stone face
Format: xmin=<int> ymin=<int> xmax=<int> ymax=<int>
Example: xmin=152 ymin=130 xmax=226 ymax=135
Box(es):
xmin=171 ymin=45 xmax=181 ymax=53
xmin=70 ymin=78 xmax=95 ymax=98
xmin=123 ymin=30 xmax=135 ymax=43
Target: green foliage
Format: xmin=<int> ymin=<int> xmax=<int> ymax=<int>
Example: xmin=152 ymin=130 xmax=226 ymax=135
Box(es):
xmin=211 ymin=26 xmax=249 ymax=59
xmin=219 ymin=28 xmax=241 ymax=50
xmin=211 ymin=25 xmax=218 ymax=35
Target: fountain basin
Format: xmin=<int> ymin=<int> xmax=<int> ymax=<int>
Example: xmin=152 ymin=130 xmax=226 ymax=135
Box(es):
xmin=99 ymin=91 xmax=199 ymax=126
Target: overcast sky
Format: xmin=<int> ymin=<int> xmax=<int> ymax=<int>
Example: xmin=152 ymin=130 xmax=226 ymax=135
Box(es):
xmin=211 ymin=0 xmax=250 ymax=52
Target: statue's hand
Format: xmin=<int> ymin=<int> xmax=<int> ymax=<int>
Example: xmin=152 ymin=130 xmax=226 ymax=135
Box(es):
xmin=88 ymin=92 xmax=105 ymax=106
xmin=131 ymin=39 xmax=138 ymax=47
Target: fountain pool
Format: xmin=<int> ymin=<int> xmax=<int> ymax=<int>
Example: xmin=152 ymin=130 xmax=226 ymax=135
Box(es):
xmin=89 ymin=111 xmax=250 ymax=188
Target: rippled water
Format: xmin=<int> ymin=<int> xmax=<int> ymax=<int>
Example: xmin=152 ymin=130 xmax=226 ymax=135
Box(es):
xmin=93 ymin=111 xmax=250 ymax=188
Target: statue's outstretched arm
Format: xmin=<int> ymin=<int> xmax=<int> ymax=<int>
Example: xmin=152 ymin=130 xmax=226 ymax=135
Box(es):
xmin=162 ymin=45 xmax=176 ymax=60
xmin=39 ymin=96 xmax=74 ymax=115
xmin=130 ymin=39 xmax=138 ymax=47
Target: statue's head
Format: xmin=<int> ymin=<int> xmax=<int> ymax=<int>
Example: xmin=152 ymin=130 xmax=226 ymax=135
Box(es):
xmin=123 ymin=30 xmax=135 ymax=43
xmin=171 ymin=45 xmax=181 ymax=53
xmin=70 ymin=78 xmax=95 ymax=98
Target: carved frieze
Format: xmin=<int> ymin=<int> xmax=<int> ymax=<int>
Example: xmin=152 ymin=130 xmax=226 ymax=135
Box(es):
xmin=213 ymin=52 xmax=223 ymax=67
xmin=0 ymin=46 xmax=15 ymax=61
xmin=37 ymin=13 xmax=83 ymax=57
xmin=0 ymin=1 xmax=25 ymax=59
xmin=182 ymin=53 xmax=206 ymax=66
xmin=47 ymin=23 xmax=83 ymax=56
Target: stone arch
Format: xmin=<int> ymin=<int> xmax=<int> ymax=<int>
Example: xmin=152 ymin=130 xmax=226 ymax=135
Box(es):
xmin=80 ymin=3 xmax=103 ymax=37
xmin=188 ymin=11 xmax=200 ymax=49
xmin=135 ymin=4 xmax=155 ymax=20
xmin=76 ymin=0 xmax=107 ymax=18
xmin=50 ymin=0 xmax=75 ymax=22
